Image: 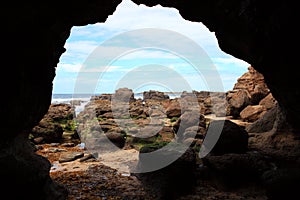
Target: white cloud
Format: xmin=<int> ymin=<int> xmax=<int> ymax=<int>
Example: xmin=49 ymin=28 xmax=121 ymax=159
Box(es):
xmin=119 ymin=49 xmax=178 ymax=60
xmin=65 ymin=41 xmax=98 ymax=54
xmin=61 ymin=0 xmax=235 ymax=70
xmin=54 ymin=0 xmax=249 ymax=94
xmin=57 ymin=63 xmax=82 ymax=73
xmin=212 ymin=57 xmax=250 ymax=68
xmin=57 ymin=63 xmax=128 ymax=73
xmin=70 ymin=0 xmax=218 ymax=48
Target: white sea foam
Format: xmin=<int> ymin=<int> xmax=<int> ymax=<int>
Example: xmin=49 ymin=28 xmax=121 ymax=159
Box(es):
xmin=51 ymin=92 xmax=181 ymax=116
xmin=51 ymin=94 xmax=92 ymax=115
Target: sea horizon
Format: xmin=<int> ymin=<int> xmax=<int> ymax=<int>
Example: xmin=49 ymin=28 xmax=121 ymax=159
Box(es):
xmin=51 ymin=89 xmax=223 ymax=104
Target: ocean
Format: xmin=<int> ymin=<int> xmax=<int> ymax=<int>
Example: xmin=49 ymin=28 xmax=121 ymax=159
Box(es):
xmin=51 ymin=94 xmax=92 ymax=115
xmin=51 ymin=94 xmax=92 ymax=104
xmin=51 ymin=92 xmax=182 ymax=115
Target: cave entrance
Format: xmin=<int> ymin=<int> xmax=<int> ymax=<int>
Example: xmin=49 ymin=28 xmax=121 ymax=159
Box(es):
xmin=52 ymin=0 xmax=249 ymax=99
xmin=50 ymin=0 xmax=250 ymax=153
xmin=48 ymin=0 xmax=251 ymax=176
xmin=40 ymin=0 xmax=255 ymax=198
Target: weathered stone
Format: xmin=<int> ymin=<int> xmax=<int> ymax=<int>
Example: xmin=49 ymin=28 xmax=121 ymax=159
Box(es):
xmin=113 ymin=88 xmax=135 ymax=102
xmin=90 ymin=94 xmax=112 ymax=101
xmin=226 ymin=89 xmax=251 ymax=117
xmin=133 ymin=147 xmax=197 ymax=199
xmin=33 ymin=137 xmax=44 ymax=144
xmin=259 ymin=93 xmax=277 ymax=110
xmin=204 ymin=120 xmax=249 ymax=155
xmin=240 ymin=105 xmax=266 ymax=122
xmin=60 ymin=142 xmax=75 ymax=147
xmin=105 ymin=132 xmax=126 ymax=149
xmin=31 ymin=119 xmax=64 ymax=143
xmin=202 ymin=152 xmax=275 ymax=188
xmin=185 ymin=125 xmax=207 ymax=136
xmin=45 ymin=103 xmax=75 ymax=122
xmin=173 ymin=111 xmax=206 ymax=138
xmin=165 ymin=99 xmax=181 ymax=118
xmin=59 ymin=152 xmax=84 ymax=163
xmin=79 ymin=153 xmax=95 ymax=162
xmin=246 ymin=106 xmax=278 ymax=133
xmin=233 ymin=66 xmax=270 ymax=104
xmin=143 ymin=90 xmax=169 ymax=101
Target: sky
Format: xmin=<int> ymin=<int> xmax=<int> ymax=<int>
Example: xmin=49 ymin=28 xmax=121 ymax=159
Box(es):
xmin=53 ymin=0 xmax=250 ymax=95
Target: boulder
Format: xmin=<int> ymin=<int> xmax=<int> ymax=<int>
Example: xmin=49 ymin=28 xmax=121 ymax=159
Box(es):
xmin=259 ymin=93 xmax=277 ymax=110
xmin=226 ymin=89 xmax=251 ymax=117
xmin=43 ymin=103 xmax=75 ymax=122
xmin=59 ymin=152 xmax=84 ymax=163
xmin=112 ymin=87 xmax=135 ymax=102
xmin=143 ymin=90 xmax=169 ymax=101
xmin=204 ymin=120 xmax=249 ymax=155
xmin=31 ymin=119 xmax=64 ymax=143
xmin=90 ymin=93 xmax=112 ymax=101
xmin=133 ymin=147 xmax=197 ymax=199
xmin=240 ymin=105 xmax=266 ymax=122
xmin=105 ymin=131 xmax=126 ymax=149
xmin=246 ymin=106 xmax=277 ymax=133
xmin=165 ymin=99 xmax=181 ymax=118
xmin=173 ymin=111 xmax=206 ymax=138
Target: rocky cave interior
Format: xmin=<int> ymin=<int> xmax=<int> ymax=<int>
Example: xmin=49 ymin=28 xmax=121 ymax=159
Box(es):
xmin=1 ymin=0 xmax=300 ymax=199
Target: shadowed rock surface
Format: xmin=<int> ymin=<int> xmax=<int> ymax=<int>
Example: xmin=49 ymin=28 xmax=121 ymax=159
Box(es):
xmin=205 ymin=120 xmax=249 ymax=155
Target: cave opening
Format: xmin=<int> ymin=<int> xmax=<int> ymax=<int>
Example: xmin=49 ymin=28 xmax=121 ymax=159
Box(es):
xmin=2 ymin=0 xmax=300 ymax=200
xmin=48 ymin=0 xmax=254 ymax=173
xmin=38 ymin=0 xmax=280 ymax=199
xmin=52 ymin=0 xmax=249 ymax=98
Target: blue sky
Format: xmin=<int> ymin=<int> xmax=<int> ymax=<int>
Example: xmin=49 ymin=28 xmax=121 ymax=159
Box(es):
xmin=53 ymin=0 xmax=250 ymax=94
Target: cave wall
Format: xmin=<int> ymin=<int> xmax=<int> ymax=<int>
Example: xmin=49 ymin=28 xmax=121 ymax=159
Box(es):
xmin=1 ymin=0 xmax=122 ymax=140
xmin=1 ymin=1 xmax=122 ymax=199
xmin=0 ymin=0 xmax=299 ymax=199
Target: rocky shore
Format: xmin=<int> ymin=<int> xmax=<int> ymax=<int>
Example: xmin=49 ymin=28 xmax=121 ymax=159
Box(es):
xmin=30 ymin=66 xmax=300 ymax=200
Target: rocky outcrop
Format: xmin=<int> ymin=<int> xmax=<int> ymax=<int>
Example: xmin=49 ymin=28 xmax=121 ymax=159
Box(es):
xmin=30 ymin=103 xmax=78 ymax=144
xmin=143 ymin=90 xmax=170 ymax=101
xmin=43 ymin=104 xmax=75 ymax=122
xmin=226 ymin=66 xmax=271 ymax=118
xmin=259 ymin=93 xmax=277 ymax=110
xmin=165 ymin=99 xmax=181 ymax=118
xmin=226 ymin=89 xmax=251 ymax=118
xmin=246 ymin=105 xmax=278 ymax=133
xmin=233 ymin=66 xmax=270 ymax=104
xmin=225 ymin=66 xmax=279 ymax=127
xmin=113 ymin=87 xmax=135 ymax=103
xmin=90 ymin=94 xmax=112 ymax=101
xmin=77 ymin=89 xmax=208 ymax=151
xmin=180 ymin=91 xmax=227 ymax=116
xmin=240 ymin=105 xmax=267 ymax=122
xmin=31 ymin=119 xmax=64 ymax=143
